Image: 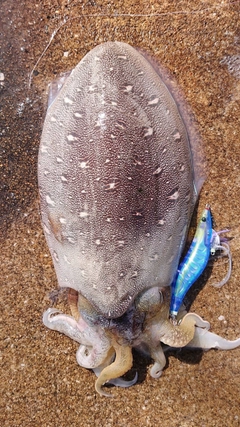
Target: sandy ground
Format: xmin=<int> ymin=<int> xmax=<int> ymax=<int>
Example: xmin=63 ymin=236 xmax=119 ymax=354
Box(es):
xmin=1 ymin=1 xmax=240 ymax=426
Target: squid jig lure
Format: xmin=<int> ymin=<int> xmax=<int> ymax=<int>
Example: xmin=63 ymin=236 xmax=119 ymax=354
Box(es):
xmin=170 ymin=205 xmax=232 ymax=320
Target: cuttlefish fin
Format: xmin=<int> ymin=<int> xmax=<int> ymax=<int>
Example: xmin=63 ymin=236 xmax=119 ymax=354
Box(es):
xmin=160 ymin=313 xmax=210 ymax=347
xmin=95 ymin=339 xmax=133 ymax=397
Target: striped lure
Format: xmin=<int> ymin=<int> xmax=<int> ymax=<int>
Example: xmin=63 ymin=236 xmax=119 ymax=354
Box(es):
xmin=170 ymin=205 xmax=232 ymax=319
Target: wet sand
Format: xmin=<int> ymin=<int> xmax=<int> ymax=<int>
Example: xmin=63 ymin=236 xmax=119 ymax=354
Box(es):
xmin=1 ymin=1 xmax=240 ymax=426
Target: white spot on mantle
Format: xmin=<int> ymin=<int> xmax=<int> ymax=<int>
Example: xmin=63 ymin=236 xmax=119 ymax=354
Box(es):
xmin=79 ymin=212 xmax=89 ymax=218
xmin=63 ymin=255 xmax=71 ymax=264
xmin=74 ymin=112 xmax=82 ymax=118
xmin=148 ymin=97 xmax=159 ymax=106
xmin=46 ymin=195 xmax=55 ymax=207
xmin=64 ymin=97 xmax=73 ymax=105
xmin=168 ymin=190 xmax=179 ymax=200
xmin=144 ymin=127 xmax=153 ymax=137
xmin=67 ymin=134 xmax=77 ymax=142
xmin=41 ymin=145 xmax=48 ymax=153
xmin=153 ymin=166 xmax=162 ymax=175
xmin=123 ymin=85 xmax=133 ymax=93
xmin=80 ymin=161 xmax=89 ymax=169
xmin=53 ymin=251 xmax=59 ymax=262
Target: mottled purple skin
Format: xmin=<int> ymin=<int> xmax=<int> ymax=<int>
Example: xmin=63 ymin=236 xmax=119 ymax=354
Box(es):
xmin=38 ymin=42 xmax=196 ymax=318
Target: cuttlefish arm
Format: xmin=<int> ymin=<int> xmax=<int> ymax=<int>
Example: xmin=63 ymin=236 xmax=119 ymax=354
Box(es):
xmin=159 ymin=313 xmax=210 ymax=347
xmin=149 ymin=343 xmax=167 ymax=378
xmin=187 ymin=327 xmax=240 ymax=350
xmin=158 ymin=312 xmax=240 ymax=351
xmin=95 ymin=339 xmax=134 ymax=397
xmin=43 ymin=308 xmax=112 ymax=369
xmin=93 ymin=346 xmax=138 ymax=389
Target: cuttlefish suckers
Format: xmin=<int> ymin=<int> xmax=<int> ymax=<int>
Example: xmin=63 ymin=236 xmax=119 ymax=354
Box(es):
xmin=38 ymin=41 xmax=203 ymax=319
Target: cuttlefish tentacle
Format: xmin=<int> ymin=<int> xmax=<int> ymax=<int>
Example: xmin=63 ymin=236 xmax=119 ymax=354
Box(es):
xmin=159 ymin=313 xmax=210 ymax=347
xmin=149 ymin=343 xmax=166 ymax=378
xmin=95 ymin=339 xmax=133 ymax=397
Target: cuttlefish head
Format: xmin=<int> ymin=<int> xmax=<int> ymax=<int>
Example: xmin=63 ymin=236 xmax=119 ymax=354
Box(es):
xmin=72 ymin=287 xmax=239 ymax=396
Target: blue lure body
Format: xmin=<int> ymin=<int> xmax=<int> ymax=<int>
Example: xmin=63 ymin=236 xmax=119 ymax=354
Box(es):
xmin=170 ymin=205 xmax=213 ymax=319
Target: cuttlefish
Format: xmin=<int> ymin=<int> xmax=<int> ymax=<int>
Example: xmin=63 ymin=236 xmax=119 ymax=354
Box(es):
xmin=38 ymin=42 xmax=240 ymax=396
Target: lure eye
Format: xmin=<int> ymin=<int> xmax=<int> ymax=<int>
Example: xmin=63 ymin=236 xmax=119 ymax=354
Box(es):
xmin=202 ymin=217 xmax=206 ymax=222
